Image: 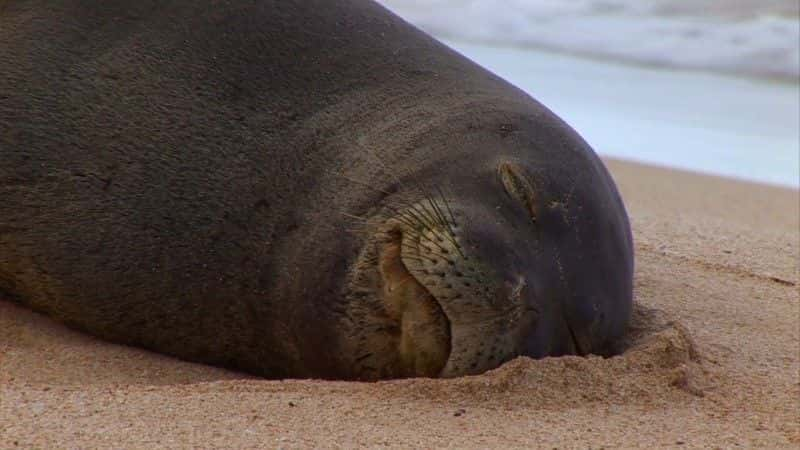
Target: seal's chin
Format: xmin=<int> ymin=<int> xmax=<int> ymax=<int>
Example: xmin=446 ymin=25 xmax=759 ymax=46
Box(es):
xmin=376 ymin=228 xmax=451 ymax=377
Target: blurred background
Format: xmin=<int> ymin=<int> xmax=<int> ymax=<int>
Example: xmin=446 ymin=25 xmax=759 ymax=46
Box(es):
xmin=378 ymin=0 xmax=800 ymax=188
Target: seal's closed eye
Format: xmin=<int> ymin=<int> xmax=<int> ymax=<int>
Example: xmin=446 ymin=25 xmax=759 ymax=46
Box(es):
xmin=498 ymin=162 xmax=538 ymax=223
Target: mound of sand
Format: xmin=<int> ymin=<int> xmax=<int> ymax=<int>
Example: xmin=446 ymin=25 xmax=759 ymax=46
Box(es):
xmin=1 ymin=159 xmax=798 ymax=448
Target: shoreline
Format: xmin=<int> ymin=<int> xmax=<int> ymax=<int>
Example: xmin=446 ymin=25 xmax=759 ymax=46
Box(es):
xmin=440 ymin=35 xmax=800 ymax=86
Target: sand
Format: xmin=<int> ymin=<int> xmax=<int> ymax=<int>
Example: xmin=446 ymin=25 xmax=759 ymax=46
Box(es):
xmin=1 ymin=159 xmax=798 ymax=449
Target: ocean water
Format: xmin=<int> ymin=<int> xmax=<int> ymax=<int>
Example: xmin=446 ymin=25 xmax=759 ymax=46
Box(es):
xmin=379 ymin=0 xmax=799 ymax=80
xmin=444 ymin=40 xmax=799 ymax=187
xmin=378 ymin=0 xmax=800 ymax=188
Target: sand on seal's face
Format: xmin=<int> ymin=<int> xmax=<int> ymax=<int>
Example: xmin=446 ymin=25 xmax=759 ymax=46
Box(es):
xmin=1 ymin=159 xmax=798 ymax=448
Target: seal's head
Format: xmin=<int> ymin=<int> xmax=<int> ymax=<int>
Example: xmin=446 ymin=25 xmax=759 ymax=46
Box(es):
xmin=346 ymin=159 xmax=634 ymax=380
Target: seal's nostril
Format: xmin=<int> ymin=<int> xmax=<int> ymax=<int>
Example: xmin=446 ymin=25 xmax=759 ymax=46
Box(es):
xmin=564 ymin=317 xmax=593 ymax=357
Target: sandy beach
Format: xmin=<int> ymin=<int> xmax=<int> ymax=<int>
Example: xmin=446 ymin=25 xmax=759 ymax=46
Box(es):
xmin=1 ymin=158 xmax=798 ymax=449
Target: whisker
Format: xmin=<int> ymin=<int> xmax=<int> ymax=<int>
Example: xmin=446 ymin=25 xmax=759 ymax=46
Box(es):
xmin=407 ymin=181 xmax=446 ymax=229
xmin=425 ymin=194 xmax=449 ymax=230
xmin=338 ymin=211 xmax=373 ymax=224
xmin=392 ymin=212 xmax=428 ymax=232
xmin=400 ymin=242 xmax=452 ymax=264
xmin=412 ymin=226 xmax=454 ymax=255
xmin=353 ymin=152 xmax=442 ymax=232
xmin=400 ymin=205 xmax=436 ymax=232
xmin=396 ymin=255 xmax=426 ymax=263
xmin=432 ymin=186 xmax=464 ymax=258
xmin=436 ymin=185 xmax=458 ymax=229
xmin=326 ymin=160 xmax=463 ymax=259
xmin=424 ymin=197 xmax=457 ymax=244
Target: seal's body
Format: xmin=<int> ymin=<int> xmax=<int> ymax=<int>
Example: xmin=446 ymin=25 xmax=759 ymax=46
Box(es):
xmin=0 ymin=0 xmax=633 ymax=379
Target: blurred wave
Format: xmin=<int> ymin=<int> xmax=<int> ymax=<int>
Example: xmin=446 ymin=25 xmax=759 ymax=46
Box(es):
xmin=379 ymin=0 xmax=800 ymax=81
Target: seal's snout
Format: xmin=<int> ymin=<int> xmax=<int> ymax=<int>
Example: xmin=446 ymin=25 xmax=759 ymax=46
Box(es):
xmin=350 ymin=157 xmax=632 ymax=379
xmin=493 ymin=159 xmax=633 ymax=361
xmin=374 ymin=198 xmax=541 ymax=378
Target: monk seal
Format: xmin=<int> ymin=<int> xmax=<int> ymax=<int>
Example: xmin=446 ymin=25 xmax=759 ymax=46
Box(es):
xmin=0 ymin=0 xmax=633 ymax=380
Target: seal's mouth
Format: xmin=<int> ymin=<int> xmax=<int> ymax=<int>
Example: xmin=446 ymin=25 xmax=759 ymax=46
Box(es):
xmin=376 ymin=227 xmax=451 ymax=377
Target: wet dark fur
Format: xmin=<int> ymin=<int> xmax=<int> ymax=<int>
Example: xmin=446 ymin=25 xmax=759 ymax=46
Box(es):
xmin=0 ymin=0 xmax=633 ymax=378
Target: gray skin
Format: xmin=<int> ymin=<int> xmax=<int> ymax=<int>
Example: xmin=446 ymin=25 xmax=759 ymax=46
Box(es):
xmin=0 ymin=0 xmax=633 ymax=380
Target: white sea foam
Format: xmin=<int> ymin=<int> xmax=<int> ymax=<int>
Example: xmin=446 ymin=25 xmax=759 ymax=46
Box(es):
xmin=379 ymin=0 xmax=800 ymax=80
